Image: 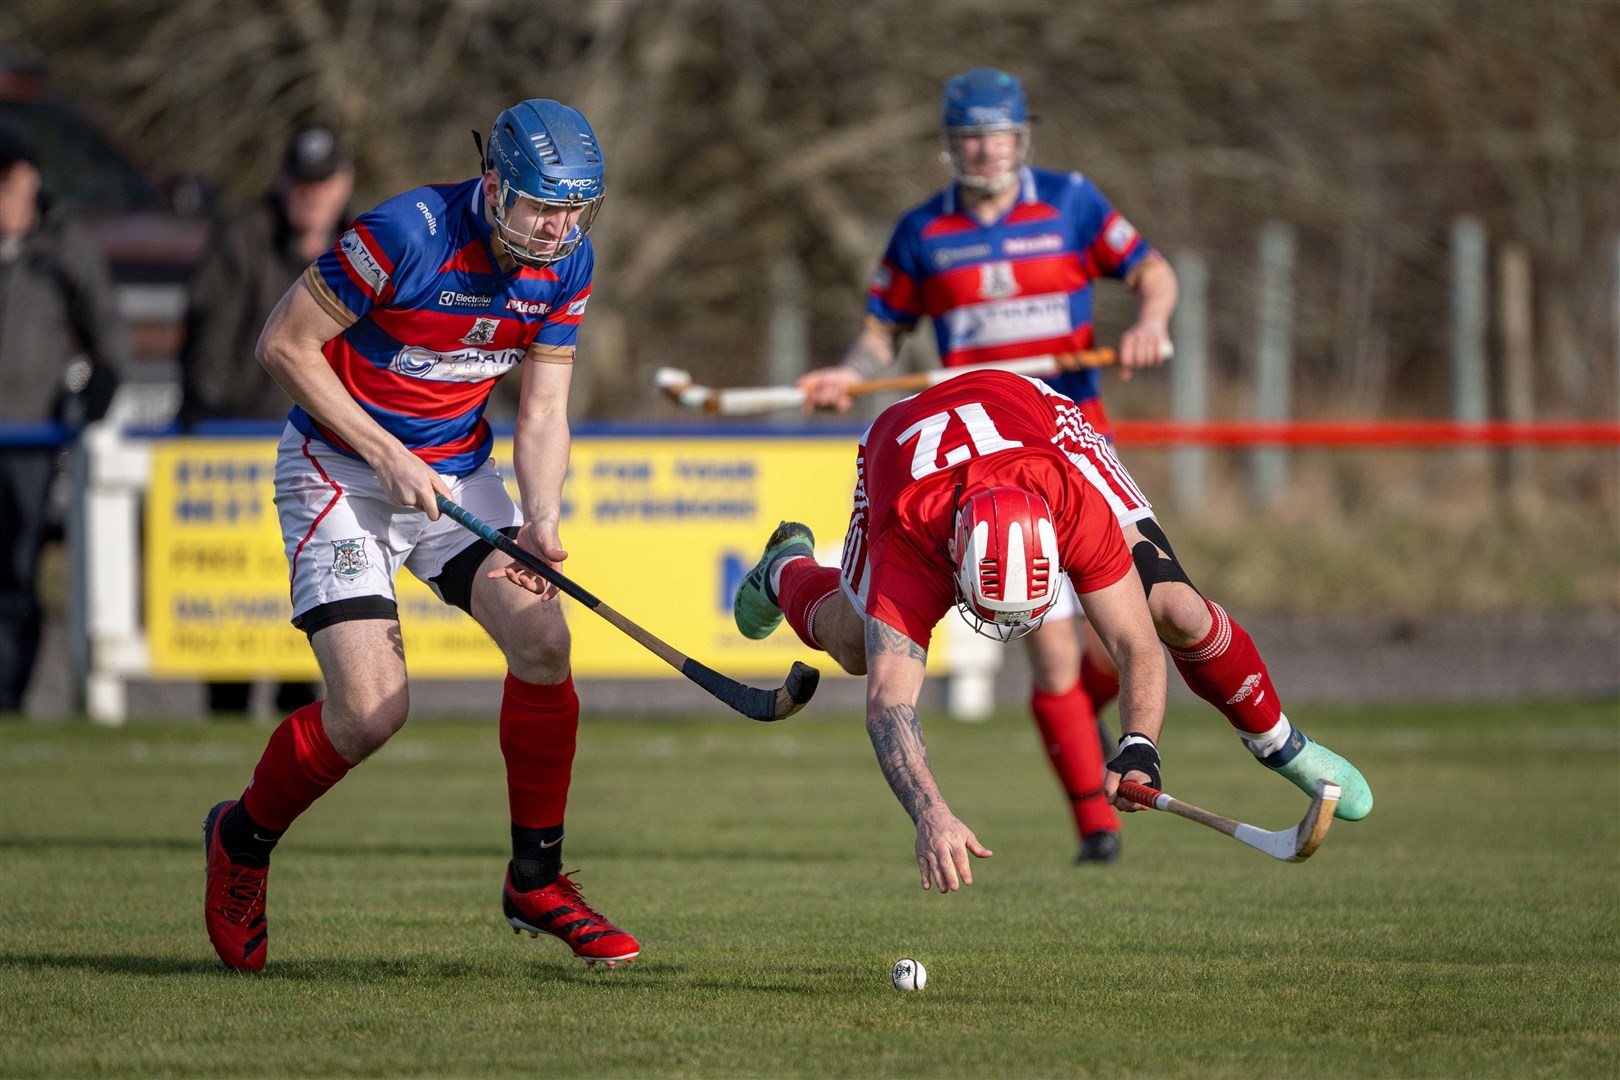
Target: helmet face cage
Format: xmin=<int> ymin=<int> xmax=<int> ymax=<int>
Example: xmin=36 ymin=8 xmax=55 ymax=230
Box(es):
xmin=484 ymin=99 xmax=605 ymax=269
xmin=941 ymin=68 xmax=1031 ymax=195
xmin=950 ymin=488 xmax=1062 ymax=642
xmin=492 ymin=181 xmax=603 ymax=268
xmin=942 ymin=125 xmax=1031 ymax=196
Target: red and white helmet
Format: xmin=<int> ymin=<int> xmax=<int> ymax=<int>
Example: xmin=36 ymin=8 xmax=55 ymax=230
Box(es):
xmin=950 ymin=487 xmax=1061 ymax=640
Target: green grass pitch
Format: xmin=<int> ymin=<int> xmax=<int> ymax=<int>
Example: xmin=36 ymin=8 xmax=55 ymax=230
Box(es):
xmin=2 ymin=699 xmax=1616 ymax=1077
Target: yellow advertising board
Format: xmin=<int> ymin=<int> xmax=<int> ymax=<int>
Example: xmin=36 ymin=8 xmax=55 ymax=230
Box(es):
xmin=143 ymin=432 xmax=928 ymax=681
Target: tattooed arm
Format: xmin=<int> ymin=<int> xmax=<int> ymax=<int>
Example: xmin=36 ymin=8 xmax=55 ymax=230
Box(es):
xmin=865 ymin=617 xmax=993 ymax=893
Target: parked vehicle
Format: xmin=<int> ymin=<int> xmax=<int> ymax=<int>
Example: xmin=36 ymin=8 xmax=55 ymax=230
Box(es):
xmin=0 ymin=52 xmax=208 ymax=373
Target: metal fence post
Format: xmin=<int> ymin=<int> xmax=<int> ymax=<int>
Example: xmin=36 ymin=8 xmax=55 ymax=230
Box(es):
xmin=1498 ymin=244 xmax=1535 ymax=505
xmin=1252 ymin=221 xmax=1296 ymax=506
xmin=1170 ymin=249 xmax=1209 ymax=515
xmin=767 ymin=248 xmax=809 ymax=412
xmin=1450 ymin=217 xmax=1490 ymax=423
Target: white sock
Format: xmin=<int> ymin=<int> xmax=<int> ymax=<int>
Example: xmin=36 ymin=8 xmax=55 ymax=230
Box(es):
xmin=1240 ymin=714 xmax=1294 ymax=759
xmin=767 ymin=554 xmax=809 ymax=602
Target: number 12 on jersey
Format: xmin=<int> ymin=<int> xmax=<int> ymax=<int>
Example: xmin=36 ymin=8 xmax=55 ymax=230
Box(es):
xmin=896 ymin=403 xmax=1024 ymax=480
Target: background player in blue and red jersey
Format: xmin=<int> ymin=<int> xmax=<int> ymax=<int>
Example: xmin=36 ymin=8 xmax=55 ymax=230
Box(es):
xmin=798 ymin=70 xmax=1358 ymax=866
xmin=201 ymin=99 xmax=638 ymax=972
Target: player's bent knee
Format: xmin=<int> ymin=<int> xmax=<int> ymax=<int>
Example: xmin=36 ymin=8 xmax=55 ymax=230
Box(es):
xmin=324 ymin=684 xmax=411 ymax=759
xmin=830 ymin=639 xmax=867 ymax=677
xmin=1150 ymin=583 xmax=1211 ymax=647
xmin=497 ymin=610 xmax=572 ymax=681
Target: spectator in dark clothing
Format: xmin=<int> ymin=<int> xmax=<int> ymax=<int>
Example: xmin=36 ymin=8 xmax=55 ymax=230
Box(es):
xmin=178 ymin=126 xmax=354 ymax=716
xmin=0 ymin=120 xmax=130 ymax=713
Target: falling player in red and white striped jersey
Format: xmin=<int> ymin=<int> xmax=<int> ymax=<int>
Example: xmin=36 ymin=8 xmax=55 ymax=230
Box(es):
xmin=735 ymin=370 xmax=1371 ymax=891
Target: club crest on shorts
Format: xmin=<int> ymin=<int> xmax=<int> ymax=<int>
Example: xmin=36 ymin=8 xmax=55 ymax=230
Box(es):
xmin=460 ymin=316 xmax=500 ymax=346
xmin=331 ymin=538 xmax=370 ymax=578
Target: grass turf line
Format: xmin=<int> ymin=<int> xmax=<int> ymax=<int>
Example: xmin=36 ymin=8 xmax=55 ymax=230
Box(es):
xmin=1 ymin=700 xmax=1616 ymax=1077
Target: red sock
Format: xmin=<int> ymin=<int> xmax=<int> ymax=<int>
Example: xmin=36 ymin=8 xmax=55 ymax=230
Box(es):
xmin=777 ymin=559 xmax=840 ymax=651
xmin=1169 ymin=601 xmax=1282 ymax=736
xmin=500 ymin=672 xmax=579 ymax=829
xmin=1030 ymin=682 xmax=1120 ymax=837
xmin=240 ymin=703 xmax=352 ymax=832
xmin=1080 ymin=648 xmax=1120 ymax=715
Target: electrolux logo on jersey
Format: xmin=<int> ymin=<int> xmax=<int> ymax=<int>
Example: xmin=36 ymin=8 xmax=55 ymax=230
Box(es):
xmin=505 ymin=297 xmax=550 ymax=316
xmin=931 ymin=242 xmax=994 ymax=270
xmin=439 ymin=290 xmax=493 ymax=308
xmin=416 ymin=202 xmax=439 ymax=236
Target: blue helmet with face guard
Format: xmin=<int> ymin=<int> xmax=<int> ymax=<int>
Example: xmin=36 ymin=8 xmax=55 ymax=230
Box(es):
xmin=940 ymin=69 xmax=1031 ymax=195
xmin=483 ymin=99 xmax=605 ymax=267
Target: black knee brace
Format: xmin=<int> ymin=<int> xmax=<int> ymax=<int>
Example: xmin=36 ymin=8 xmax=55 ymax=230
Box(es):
xmin=1130 ymin=517 xmax=1197 ymax=599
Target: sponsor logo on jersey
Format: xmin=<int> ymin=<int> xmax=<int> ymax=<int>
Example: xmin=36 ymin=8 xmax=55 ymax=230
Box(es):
xmin=566 ymin=296 xmax=589 ymax=317
xmin=871 ymin=265 xmax=891 ymax=292
xmin=460 ymin=316 xmax=500 ymax=346
xmin=1003 ymin=232 xmax=1064 ymax=257
xmin=340 ymin=230 xmax=389 ymax=293
xmin=932 ymin=242 xmax=994 ymax=270
xmin=331 ymin=538 xmax=370 ymax=579
xmin=439 ymin=290 xmax=493 ymax=308
xmin=505 ymin=297 xmax=550 ymax=316
xmin=416 ymin=201 xmax=439 ymax=236
xmin=977 ymin=260 xmax=1019 ymax=300
xmin=944 ymin=293 xmax=1070 ymax=352
xmin=1105 ymin=216 xmax=1139 ymax=254
xmin=390 ymin=345 xmax=524 ymax=383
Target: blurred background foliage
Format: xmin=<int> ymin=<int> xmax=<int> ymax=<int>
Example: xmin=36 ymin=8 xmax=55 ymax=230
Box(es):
xmin=5 ymin=0 xmax=1615 ymax=417
xmin=4 ymin=0 xmax=1616 ymax=614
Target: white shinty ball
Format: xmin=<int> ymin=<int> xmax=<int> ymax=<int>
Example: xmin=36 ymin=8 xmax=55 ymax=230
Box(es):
xmin=891 ymin=957 xmax=927 ymax=991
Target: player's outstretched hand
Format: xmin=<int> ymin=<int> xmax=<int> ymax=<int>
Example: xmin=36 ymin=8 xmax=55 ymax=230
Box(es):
xmin=795 ymin=366 xmax=861 ymax=413
xmin=378 ymin=450 xmax=453 ymax=519
xmin=489 ymin=521 xmax=567 ymax=601
xmin=914 ymin=808 xmax=993 ymax=894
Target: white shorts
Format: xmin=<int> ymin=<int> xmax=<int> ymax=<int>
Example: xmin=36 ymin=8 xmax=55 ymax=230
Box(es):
xmin=274 ymin=425 xmax=521 ymax=630
xmin=838 ymin=434 xmax=1154 ymax=623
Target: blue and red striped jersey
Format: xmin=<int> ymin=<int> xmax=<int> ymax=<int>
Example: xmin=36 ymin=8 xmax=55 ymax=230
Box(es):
xmin=866 ymin=166 xmax=1155 ymax=408
xmin=295 ymin=177 xmax=592 ymax=477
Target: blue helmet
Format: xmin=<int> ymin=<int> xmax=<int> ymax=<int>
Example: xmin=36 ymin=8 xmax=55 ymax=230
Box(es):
xmin=483 ymin=99 xmax=605 ymax=267
xmin=940 ymin=69 xmax=1030 ymax=194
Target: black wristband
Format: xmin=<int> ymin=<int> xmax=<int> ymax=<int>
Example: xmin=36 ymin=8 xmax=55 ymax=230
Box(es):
xmin=1107 ymin=733 xmax=1162 ymax=790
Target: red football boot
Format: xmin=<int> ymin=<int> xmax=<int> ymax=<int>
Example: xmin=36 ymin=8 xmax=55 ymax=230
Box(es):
xmin=502 ymin=867 xmax=640 ymax=968
xmin=202 ymin=800 xmax=269 ymax=972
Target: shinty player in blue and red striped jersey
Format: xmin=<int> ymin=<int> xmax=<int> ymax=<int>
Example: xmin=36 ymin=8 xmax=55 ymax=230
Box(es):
xmin=200 ymin=100 xmax=638 ymax=973
xmin=799 ymin=70 xmax=1364 ymax=867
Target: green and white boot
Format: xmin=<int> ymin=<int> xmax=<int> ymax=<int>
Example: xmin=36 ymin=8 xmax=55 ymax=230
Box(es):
xmin=733 ymin=521 xmax=816 ymax=640
xmin=1256 ymin=721 xmax=1373 ymax=821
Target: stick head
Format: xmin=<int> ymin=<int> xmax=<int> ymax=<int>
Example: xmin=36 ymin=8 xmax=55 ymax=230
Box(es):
xmin=1289 ymin=779 xmax=1340 ymax=862
xmin=655 ymin=367 xmax=693 ymax=400
xmin=771 ymin=661 xmax=821 ymax=721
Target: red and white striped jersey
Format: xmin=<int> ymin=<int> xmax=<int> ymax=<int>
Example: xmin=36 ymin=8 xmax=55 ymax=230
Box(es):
xmin=842 ymin=370 xmax=1144 ymax=648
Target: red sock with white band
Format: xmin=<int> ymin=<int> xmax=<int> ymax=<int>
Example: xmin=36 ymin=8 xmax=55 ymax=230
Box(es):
xmin=776 ymin=558 xmax=839 ymax=651
xmin=1168 ymin=600 xmax=1283 ymax=737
